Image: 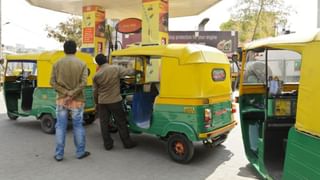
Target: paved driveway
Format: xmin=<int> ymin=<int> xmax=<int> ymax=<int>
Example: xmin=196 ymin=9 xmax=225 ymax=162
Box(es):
xmin=0 ymin=91 xmax=259 ymax=180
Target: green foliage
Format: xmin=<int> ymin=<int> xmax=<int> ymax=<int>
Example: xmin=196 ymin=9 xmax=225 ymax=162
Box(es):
xmin=220 ymin=0 xmax=294 ymax=43
xmin=45 ymin=16 xmax=82 ymax=47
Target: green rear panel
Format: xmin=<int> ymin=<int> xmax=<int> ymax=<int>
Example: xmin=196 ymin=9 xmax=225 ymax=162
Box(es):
xmin=83 ymin=87 xmax=94 ymax=109
xmin=209 ymin=101 xmax=233 ymax=130
xmin=129 ymin=100 xmax=233 ymax=141
xmin=283 ymin=128 xmax=320 ymax=180
xmin=31 ymin=88 xmax=56 ymax=117
xmin=31 ymin=87 xmax=94 ymax=118
xmin=4 ymin=85 xmax=94 ymax=118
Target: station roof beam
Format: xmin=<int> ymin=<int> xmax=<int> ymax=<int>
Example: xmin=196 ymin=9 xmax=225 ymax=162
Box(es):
xmin=26 ymin=0 xmax=222 ymax=19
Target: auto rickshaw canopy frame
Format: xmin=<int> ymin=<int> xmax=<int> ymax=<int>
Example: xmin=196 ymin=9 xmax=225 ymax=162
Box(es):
xmin=5 ymin=51 xmax=96 ymax=87
xmin=240 ymin=30 xmax=320 ymax=137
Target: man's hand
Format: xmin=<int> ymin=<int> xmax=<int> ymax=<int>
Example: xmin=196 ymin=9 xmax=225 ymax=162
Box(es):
xmin=63 ymin=96 xmax=73 ymax=106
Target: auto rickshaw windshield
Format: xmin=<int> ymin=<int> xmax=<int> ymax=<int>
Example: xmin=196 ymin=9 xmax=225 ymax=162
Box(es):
xmin=6 ymin=61 xmax=37 ymax=77
xmin=243 ymin=49 xmax=301 ymax=85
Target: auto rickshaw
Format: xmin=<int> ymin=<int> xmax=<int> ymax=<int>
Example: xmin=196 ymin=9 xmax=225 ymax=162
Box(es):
xmin=237 ymin=31 xmax=320 ymax=179
xmin=110 ymin=44 xmax=237 ymax=163
xmin=2 ymin=51 xmax=96 ymax=134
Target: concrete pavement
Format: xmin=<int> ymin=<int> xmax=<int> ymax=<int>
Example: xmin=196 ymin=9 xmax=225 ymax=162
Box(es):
xmin=0 ymin=91 xmax=259 ymax=180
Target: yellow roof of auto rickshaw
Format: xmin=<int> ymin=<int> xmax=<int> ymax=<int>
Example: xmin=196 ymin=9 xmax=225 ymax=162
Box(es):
xmin=111 ymin=44 xmax=229 ymax=64
xmin=6 ymin=51 xmax=96 ymax=87
xmin=244 ymin=29 xmax=320 ymax=50
xmin=6 ymin=53 xmax=41 ymax=61
xmin=6 ymin=51 xmax=93 ymax=64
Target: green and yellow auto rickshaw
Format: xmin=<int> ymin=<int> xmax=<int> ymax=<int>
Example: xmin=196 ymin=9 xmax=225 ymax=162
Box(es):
xmin=2 ymin=51 xmax=96 ymax=134
xmin=110 ymin=44 xmax=237 ymax=163
xmin=238 ymin=31 xmax=320 ymax=179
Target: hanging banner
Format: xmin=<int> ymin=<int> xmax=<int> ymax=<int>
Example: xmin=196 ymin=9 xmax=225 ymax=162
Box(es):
xmin=122 ymin=31 xmax=238 ymax=55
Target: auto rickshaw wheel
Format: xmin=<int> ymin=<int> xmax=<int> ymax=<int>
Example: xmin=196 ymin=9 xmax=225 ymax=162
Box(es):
xmin=40 ymin=114 xmax=56 ymax=134
xmin=167 ymin=133 xmax=194 ymax=164
xmin=7 ymin=112 xmax=18 ymax=120
xmin=84 ymin=114 xmax=95 ymax=125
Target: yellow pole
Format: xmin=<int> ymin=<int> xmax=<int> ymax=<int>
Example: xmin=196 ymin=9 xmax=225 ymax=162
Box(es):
xmin=81 ymin=5 xmax=106 ymax=56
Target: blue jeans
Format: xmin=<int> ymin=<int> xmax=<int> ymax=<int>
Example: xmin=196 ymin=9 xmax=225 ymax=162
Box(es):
xmin=55 ymin=105 xmax=86 ymax=159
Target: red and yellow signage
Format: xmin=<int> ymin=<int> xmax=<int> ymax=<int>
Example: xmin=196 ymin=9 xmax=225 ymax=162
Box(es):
xmin=81 ymin=5 xmax=106 ymax=56
xmin=116 ymin=18 xmax=142 ymax=34
xmin=83 ymin=27 xmax=94 ymax=44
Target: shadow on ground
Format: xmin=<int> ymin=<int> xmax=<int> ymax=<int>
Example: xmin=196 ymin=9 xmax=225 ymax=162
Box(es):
xmin=238 ymin=163 xmax=260 ymax=179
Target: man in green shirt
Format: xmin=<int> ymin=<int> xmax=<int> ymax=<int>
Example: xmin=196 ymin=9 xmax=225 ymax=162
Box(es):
xmin=50 ymin=40 xmax=90 ymax=161
xmin=93 ymin=54 xmax=136 ymax=150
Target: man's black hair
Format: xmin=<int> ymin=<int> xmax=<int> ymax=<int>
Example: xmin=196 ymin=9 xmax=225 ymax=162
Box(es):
xmin=95 ymin=54 xmax=107 ymax=66
xmin=63 ymin=40 xmax=77 ymax=54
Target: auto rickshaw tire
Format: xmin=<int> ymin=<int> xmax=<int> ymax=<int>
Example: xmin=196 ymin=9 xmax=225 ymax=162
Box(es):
xmin=84 ymin=114 xmax=95 ymax=125
xmin=167 ymin=133 xmax=194 ymax=164
xmin=40 ymin=114 xmax=56 ymax=134
xmin=7 ymin=112 xmax=18 ymax=120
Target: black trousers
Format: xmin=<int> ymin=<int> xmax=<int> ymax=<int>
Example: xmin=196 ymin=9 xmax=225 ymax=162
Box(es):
xmin=98 ymin=101 xmax=131 ymax=146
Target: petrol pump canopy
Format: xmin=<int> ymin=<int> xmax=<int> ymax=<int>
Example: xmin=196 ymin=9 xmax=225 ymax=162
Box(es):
xmin=26 ymin=0 xmax=221 ymax=19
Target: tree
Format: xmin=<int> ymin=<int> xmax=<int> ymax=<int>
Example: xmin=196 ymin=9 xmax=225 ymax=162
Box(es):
xmin=45 ymin=16 xmax=115 ymax=50
xmin=45 ymin=16 xmax=82 ymax=47
xmin=220 ymin=0 xmax=294 ymax=44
